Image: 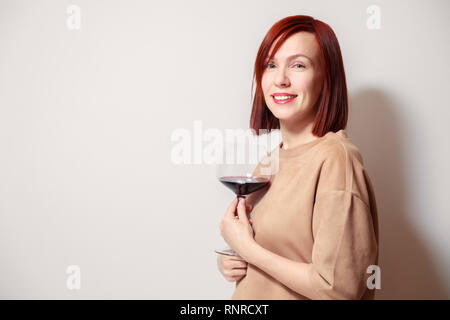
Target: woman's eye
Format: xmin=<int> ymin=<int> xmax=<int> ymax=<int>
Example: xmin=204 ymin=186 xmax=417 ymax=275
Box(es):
xmin=266 ymin=63 xmax=304 ymax=69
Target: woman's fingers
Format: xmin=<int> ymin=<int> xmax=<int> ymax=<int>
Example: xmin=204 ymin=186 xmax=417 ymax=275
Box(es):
xmin=227 ymin=274 xmax=246 ymax=282
xmin=228 ymin=268 xmax=247 ymax=277
xmin=224 ymin=198 xmax=239 ymax=219
xmin=230 ymin=259 xmax=248 ymax=269
xmin=227 ymin=255 xmax=247 ymax=262
xmin=224 ymin=257 xmax=247 ymax=269
xmin=222 ymin=256 xmax=248 ymax=269
xmin=237 ymin=199 xmax=249 ymax=222
xmin=246 ymin=204 xmax=253 ymax=224
xmin=229 ymin=255 xmax=246 ymax=261
xmin=221 ymin=256 xmax=248 ymax=282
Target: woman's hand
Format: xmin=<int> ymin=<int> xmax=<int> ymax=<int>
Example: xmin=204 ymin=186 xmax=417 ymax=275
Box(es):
xmin=217 ymin=253 xmax=249 ymax=282
xmin=219 ymin=198 xmax=255 ymax=259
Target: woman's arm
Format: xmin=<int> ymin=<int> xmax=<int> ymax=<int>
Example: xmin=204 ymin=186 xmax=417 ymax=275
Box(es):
xmin=221 ymin=194 xmax=377 ymax=300
xmin=221 ymin=198 xmax=321 ymax=299
xmin=241 ymin=241 xmax=322 ymax=300
xmin=240 ymin=190 xmax=378 ymax=300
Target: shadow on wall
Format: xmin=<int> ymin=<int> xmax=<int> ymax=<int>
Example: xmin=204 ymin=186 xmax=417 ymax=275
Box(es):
xmin=348 ymin=88 xmax=448 ymax=299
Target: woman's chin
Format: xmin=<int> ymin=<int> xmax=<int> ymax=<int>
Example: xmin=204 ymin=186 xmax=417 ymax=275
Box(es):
xmin=270 ymin=108 xmax=297 ymax=121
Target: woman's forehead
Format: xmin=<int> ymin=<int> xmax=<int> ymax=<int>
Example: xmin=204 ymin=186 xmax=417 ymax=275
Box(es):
xmin=269 ymin=32 xmax=319 ymax=62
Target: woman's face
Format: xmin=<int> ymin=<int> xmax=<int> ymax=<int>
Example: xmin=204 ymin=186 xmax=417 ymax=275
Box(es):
xmin=262 ymin=31 xmax=323 ymax=124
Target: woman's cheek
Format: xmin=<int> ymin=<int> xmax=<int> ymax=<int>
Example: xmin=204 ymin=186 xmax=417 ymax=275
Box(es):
xmin=261 ymin=75 xmax=271 ymax=93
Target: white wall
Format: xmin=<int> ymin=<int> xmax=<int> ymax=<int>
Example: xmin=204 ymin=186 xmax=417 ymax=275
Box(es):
xmin=0 ymin=0 xmax=448 ymax=299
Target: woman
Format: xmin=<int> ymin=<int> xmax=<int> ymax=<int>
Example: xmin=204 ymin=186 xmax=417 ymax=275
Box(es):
xmin=217 ymin=15 xmax=379 ymax=300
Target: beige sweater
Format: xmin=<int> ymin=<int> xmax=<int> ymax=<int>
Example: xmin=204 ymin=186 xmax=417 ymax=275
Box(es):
xmin=231 ymin=129 xmax=379 ymax=300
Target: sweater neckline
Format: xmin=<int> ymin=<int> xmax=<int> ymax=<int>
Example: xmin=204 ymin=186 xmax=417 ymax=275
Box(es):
xmin=278 ymin=130 xmax=345 ymax=158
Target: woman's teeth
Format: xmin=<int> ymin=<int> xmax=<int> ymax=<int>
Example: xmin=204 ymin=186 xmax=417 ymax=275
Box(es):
xmin=273 ymin=95 xmax=296 ymax=100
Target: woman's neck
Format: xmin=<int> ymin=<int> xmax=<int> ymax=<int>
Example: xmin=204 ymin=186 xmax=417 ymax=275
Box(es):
xmin=279 ymin=114 xmax=318 ymax=150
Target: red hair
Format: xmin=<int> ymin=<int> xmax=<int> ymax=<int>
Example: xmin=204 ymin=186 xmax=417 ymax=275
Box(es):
xmin=250 ymin=15 xmax=348 ymax=136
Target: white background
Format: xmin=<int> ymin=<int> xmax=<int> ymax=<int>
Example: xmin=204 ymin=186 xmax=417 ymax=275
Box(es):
xmin=0 ymin=0 xmax=449 ymax=299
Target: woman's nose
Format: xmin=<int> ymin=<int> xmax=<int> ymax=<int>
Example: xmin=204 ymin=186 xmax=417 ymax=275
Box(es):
xmin=274 ymin=69 xmax=290 ymax=87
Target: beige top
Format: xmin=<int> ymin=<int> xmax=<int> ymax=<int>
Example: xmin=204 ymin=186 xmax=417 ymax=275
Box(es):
xmin=231 ymin=129 xmax=379 ymax=300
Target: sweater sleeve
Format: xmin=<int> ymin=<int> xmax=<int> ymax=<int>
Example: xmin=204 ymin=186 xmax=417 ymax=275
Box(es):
xmin=307 ymin=146 xmax=378 ymax=299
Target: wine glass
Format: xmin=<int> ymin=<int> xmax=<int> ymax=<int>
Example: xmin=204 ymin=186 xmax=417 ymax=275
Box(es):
xmin=215 ymin=136 xmax=278 ymax=257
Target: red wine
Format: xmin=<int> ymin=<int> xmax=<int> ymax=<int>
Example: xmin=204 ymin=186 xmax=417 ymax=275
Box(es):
xmin=219 ymin=176 xmax=269 ymax=197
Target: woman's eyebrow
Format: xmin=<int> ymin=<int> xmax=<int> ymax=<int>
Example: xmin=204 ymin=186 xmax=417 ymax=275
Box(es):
xmin=266 ymin=53 xmax=312 ymax=62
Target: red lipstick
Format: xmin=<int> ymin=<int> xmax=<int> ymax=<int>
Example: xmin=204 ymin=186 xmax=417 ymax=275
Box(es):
xmin=271 ymin=92 xmax=298 ymax=104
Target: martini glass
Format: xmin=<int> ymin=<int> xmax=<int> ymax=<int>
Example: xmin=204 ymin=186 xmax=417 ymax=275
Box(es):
xmin=215 ymin=138 xmax=277 ymax=257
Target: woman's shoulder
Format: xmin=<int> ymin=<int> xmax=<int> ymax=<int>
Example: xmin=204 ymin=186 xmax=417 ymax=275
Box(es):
xmin=315 ymin=130 xmax=377 ymax=211
xmin=313 ymin=129 xmax=376 ymax=200
xmin=316 ymin=129 xmax=365 ymax=167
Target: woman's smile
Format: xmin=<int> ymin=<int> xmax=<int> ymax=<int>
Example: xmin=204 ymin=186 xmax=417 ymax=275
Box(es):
xmin=271 ymin=94 xmax=298 ymax=104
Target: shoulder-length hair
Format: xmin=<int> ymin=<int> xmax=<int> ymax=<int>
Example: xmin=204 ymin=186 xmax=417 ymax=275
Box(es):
xmin=250 ymin=15 xmax=348 ymax=136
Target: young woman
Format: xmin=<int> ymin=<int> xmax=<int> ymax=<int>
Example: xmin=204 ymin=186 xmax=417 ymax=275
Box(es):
xmin=217 ymin=15 xmax=379 ymax=300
